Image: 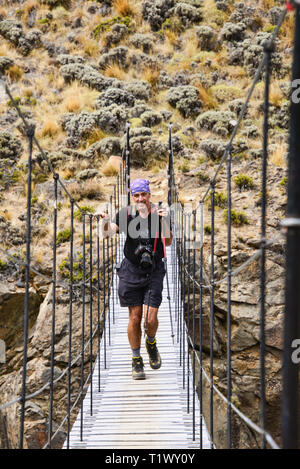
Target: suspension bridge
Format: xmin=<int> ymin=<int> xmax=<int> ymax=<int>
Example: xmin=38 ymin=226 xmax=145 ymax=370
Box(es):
xmin=0 ymin=1 xmax=300 ymax=450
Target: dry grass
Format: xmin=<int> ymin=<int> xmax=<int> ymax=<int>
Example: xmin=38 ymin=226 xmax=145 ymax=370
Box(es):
xmin=101 ymin=161 xmax=120 ymax=177
xmin=67 ymin=179 xmax=104 ymax=201
xmin=85 ymin=129 xmax=108 ymax=147
xmin=0 ymin=42 xmax=19 ymax=60
xmin=194 ymin=82 xmax=217 ymax=109
xmin=0 ymin=209 xmax=12 ymax=222
xmin=270 ymin=144 xmax=287 ymax=167
xmin=270 ymin=81 xmax=285 ymax=107
xmin=113 ymin=0 xmax=137 ymax=17
xmin=40 ymin=119 xmax=62 ymax=138
xmin=64 ymin=95 xmax=81 ymax=113
xmin=103 ymin=64 xmax=128 ymax=81
xmin=82 ymin=38 xmax=100 ymax=58
xmin=164 ymin=30 xmax=179 ymax=49
xmin=280 ymin=12 xmax=295 ymax=48
xmin=141 ymin=66 xmax=161 ymax=90
xmin=0 ymin=7 xmax=7 ymax=18
xmin=6 ymin=64 xmax=24 ymax=81
xmin=182 ymin=31 xmax=199 ymax=58
xmin=61 ymin=81 xmax=98 ymax=113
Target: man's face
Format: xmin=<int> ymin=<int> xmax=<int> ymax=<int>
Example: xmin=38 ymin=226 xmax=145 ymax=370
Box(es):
xmin=132 ymin=191 xmax=151 ymax=211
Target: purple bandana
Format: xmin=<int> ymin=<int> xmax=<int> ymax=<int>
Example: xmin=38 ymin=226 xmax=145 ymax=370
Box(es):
xmin=130 ymin=179 xmax=151 ymax=195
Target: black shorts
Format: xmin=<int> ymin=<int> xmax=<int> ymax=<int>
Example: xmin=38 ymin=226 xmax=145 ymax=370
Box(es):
xmin=117 ymin=257 xmax=165 ymax=308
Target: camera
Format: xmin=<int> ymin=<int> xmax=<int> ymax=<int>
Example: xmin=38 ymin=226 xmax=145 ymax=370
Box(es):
xmin=134 ymin=239 xmax=153 ymax=269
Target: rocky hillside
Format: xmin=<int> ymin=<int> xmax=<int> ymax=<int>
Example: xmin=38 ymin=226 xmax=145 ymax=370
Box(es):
xmin=0 ymin=0 xmax=292 ymax=449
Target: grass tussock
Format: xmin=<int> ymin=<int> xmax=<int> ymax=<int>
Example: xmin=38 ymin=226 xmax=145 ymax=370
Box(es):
xmin=67 ymin=179 xmax=104 ymax=201
xmin=62 ymin=81 xmax=98 ymax=113
xmin=270 ymin=145 xmax=287 ymax=168
xmin=280 ymin=13 xmax=295 ymax=48
xmin=141 ymin=66 xmax=161 ymax=90
xmin=40 ymin=119 xmax=61 ymax=138
xmin=101 ymin=161 xmax=121 ymax=177
xmin=113 ymin=0 xmax=137 ymax=17
xmin=103 ymin=64 xmax=128 ymax=81
xmin=6 ymin=64 xmax=24 ymax=81
xmin=196 ymin=83 xmax=217 ymax=110
xmin=269 ymin=82 xmax=285 ymax=107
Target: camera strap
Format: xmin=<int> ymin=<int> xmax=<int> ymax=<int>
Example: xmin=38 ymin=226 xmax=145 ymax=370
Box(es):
xmin=127 ymin=204 xmax=160 ymax=255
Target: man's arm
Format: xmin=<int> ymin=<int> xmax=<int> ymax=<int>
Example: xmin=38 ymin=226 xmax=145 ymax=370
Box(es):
xmin=162 ymin=218 xmax=172 ymax=246
xmin=156 ymin=206 xmax=173 ymax=247
xmin=93 ymin=212 xmax=119 ymax=238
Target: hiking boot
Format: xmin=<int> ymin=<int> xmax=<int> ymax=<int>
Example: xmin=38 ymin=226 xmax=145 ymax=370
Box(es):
xmin=145 ymin=339 xmax=162 ymax=370
xmin=132 ymin=357 xmax=146 ymax=380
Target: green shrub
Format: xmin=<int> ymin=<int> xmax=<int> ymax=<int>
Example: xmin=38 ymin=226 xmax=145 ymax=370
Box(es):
xmin=59 ymin=252 xmax=92 ymax=282
xmin=233 ymin=174 xmax=254 ymax=190
xmin=223 ymin=209 xmax=249 ymax=226
xmin=279 ymin=177 xmax=287 ymax=188
xmin=208 ymin=191 xmax=227 ymax=209
xmin=204 ymin=224 xmax=211 ymax=235
xmin=196 ymin=171 xmax=210 ymax=183
xmin=74 ymin=206 xmax=95 ymax=221
xmin=178 ymin=161 xmax=190 ymax=173
xmin=214 ymin=191 xmax=227 ymax=208
xmin=93 ymin=16 xmax=132 ymax=38
xmin=56 ymin=229 xmax=71 ymax=245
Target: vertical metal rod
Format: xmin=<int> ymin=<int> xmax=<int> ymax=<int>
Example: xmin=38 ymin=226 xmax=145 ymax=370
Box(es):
xmin=126 ymin=121 xmax=131 ymax=206
xmin=282 ymin=7 xmax=300 ymax=448
xmin=177 ymin=202 xmax=182 ymax=345
xmin=209 ymin=183 xmax=215 ymax=449
xmin=80 ymin=212 xmax=86 ymax=441
xmin=168 ymin=123 xmax=173 ymax=208
xmin=110 ymin=195 xmax=115 ymax=325
xmin=226 ymin=149 xmax=232 ymax=449
xmin=187 ymin=215 xmax=191 ymax=413
xmin=199 ymin=202 xmax=204 ymax=449
xmin=103 ymin=237 xmax=107 ymax=369
xmin=106 ymin=203 xmax=111 ymax=346
xmin=182 ymin=214 xmax=186 ymax=388
xmin=89 ymin=215 xmax=93 ymax=416
xmin=66 ymin=198 xmax=74 ymax=449
xmin=260 ymin=42 xmax=273 ymax=449
xmin=97 ymin=216 xmax=101 ymax=393
xmin=49 ymin=173 xmax=58 ymax=449
xmin=19 ymin=125 xmax=34 ymax=449
xmin=192 ymin=209 xmax=196 ymax=441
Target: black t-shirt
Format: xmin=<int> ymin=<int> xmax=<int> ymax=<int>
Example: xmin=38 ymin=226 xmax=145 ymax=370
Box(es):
xmin=114 ymin=205 xmax=171 ymax=266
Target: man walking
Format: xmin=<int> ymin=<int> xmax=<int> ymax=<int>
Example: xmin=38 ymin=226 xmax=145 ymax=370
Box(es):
xmin=97 ymin=179 xmax=172 ymax=380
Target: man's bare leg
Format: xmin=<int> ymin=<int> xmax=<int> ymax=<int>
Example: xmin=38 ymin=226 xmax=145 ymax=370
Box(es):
xmin=144 ymin=305 xmax=162 ymax=369
xmin=143 ymin=305 xmax=159 ymax=337
xmin=128 ymin=305 xmax=145 ymax=379
xmin=128 ymin=305 xmax=143 ymax=349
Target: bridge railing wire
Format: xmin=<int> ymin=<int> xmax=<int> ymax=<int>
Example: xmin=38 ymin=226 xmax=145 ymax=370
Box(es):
xmin=0 ymin=81 xmax=129 ymax=448
xmin=167 ymin=4 xmax=290 ymax=449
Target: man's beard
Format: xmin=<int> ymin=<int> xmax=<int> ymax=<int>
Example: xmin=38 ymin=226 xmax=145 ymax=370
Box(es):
xmin=136 ymin=202 xmax=148 ymax=213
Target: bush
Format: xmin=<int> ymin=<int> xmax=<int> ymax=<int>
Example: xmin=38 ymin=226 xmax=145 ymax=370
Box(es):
xmin=74 ymin=206 xmax=95 ymax=221
xmin=233 ymin=174 xmax=254 ymax=190
xmin=223 ymin=209 xmax=249 ymax=226
xmin=56 ymin=228 xmax=71 ymax=245
xmin=213 ymin=191 xmax=227 ymax=208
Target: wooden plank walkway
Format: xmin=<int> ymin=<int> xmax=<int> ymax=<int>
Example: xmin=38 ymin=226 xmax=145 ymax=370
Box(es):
xmin=63 ymin=243 xmax=211 ymax=449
